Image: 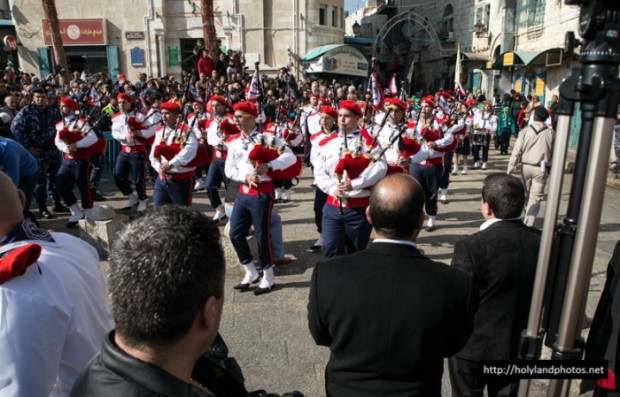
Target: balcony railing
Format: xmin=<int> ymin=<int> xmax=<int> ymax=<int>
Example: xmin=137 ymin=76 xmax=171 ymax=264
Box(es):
xmin=0 ymin=9 xmax=11 ymax=20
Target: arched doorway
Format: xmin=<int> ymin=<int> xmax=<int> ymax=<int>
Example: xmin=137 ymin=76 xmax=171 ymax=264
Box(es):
xmin=372 ymin=11 xmax=444 ymax=93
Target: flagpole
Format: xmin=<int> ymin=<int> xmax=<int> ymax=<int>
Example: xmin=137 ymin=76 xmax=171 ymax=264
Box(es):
xmin=454 ymin=43 xmax=463 ymax=100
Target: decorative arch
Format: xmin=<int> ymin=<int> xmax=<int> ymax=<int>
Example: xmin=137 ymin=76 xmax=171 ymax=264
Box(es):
xmin=372 ymin=11 xmax=444 ymax=61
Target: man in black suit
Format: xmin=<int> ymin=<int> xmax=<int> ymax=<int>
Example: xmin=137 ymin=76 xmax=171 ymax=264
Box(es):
xmin=308 ymin=173 xmax=476 ymax=397
xmin=449 ymin=173 xmax=541 ymax=397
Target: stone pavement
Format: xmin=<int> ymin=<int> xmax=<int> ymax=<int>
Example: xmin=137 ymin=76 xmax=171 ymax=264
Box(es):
xmin=38 ymin=149 xmax=620 ymax=397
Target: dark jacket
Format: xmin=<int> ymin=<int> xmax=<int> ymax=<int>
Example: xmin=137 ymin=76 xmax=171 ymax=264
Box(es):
xmin=584 ymin=241 xmax=620 ymax=391
xmin=308 ymin=242 xmax=475 ymax=397
xmin=71 ymin=332 xmax=248 ymax=397
xmin=451 ymin=220 xmax=541 ymax=361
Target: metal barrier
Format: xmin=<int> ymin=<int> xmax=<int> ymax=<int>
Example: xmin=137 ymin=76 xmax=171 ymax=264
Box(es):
xmin=103 ymin=131 xmax=120 ymax=172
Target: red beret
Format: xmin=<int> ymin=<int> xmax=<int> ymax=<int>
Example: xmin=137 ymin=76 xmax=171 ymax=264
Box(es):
xmin=60 ymin=97 xmax=78 ymax=111
xmin=420 ymin=95 xmax=435 ymax=108
xmin=484 ymin=101 xmax=493 ymax=107
xmin=339 ymin=100 xmax=362 ymax=117
xmin=116 ymin=93 xmax=133 ymax=103
xmin=233 ymin=101 xmax=258 ymax=117
xmin=465 ymin=98 xmax=477 ymax=108
xmin=384 ymin=97 xmax=407 ymax=112
xmin=309 ymin=93 xmax=318 ymax=99
xmin=319 ymin=105 xmax=338 ymax=119
xmin=210 ymin=95 xmax=228 ymax=106
xmin=160 ymin=102 xmax=181 ymax=113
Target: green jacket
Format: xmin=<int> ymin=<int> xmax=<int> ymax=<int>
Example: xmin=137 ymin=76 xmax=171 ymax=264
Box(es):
xmin=497 ymin=113 xmax=517 ymax=135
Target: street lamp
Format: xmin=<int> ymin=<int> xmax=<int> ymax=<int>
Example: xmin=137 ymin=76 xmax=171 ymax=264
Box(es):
xmin=352 ymin=21 xmax=361 ymax=37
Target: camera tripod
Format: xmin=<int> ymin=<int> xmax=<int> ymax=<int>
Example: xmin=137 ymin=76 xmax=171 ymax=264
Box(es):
xmin=518 ymin=1 xmax=620 ymax=396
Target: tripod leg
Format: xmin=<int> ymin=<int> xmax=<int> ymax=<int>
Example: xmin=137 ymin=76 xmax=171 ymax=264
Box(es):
xmin=548 ymin=117 xmax=616 ymax=397
xmin=518 ymin=113 xmax=573 ymax=396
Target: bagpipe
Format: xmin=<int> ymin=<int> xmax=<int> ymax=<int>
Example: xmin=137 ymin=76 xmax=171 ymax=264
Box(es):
xmin=244 ymin=62 xmax=302 ymax=181
xmin=153 ymin=88 xmax=212 ymax=168
xmin=246 ymin=132 xmax=302 ymax=181
xmin=375 ymin=122 xmax=420 ymax=174
xmin=58 ymin=113 xmax=107 ymax=158
xmin=125 ymin=109 xmax=162 ymax=145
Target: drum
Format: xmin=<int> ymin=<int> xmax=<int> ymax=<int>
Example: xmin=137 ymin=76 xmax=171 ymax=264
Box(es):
xmin=472 ymin=130 xmax=489 ymax=147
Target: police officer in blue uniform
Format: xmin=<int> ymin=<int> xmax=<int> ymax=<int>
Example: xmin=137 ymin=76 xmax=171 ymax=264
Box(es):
xmin=11 ymin=86 xmax=66 ymax=219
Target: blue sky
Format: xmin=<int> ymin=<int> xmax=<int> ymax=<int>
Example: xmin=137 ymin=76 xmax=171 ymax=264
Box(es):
xmin=345 ymin=0 xmax=363 ymax=14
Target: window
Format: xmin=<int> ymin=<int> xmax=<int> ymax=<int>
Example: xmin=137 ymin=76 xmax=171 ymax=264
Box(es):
xmin=475 ymin=3 xmax=490 ymax=27
xmin=516 ymin=0 xmax=545 ymax=27
xmin=319 ymin=6 xmax=326 ymax=26
xmin=332 ymin=7 xmax=337 ymax=27
xmin=441 ymin=4 xmax=454 ymax=33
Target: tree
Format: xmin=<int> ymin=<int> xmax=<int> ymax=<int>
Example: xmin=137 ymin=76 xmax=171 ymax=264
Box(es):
xmin=42 ymin=0 xmax=69 ymax=80
xmin=200 ymin=0 xmax=218 ymax=54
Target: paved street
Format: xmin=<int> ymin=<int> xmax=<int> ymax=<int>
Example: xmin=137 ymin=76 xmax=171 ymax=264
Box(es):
xmin=39 ymin=150 xmax=620 ymax=396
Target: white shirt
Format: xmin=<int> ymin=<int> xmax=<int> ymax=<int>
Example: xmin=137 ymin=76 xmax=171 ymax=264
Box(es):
xmin=480 ymin=217 xmax=522 ymax=230
xmin=0 ymin=232 xmax=113 ymax=397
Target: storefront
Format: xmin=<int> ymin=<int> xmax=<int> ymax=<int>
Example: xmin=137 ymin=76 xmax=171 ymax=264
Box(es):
xmin=301 ymin=44 xmax=370 ymax=79
xmin=39 ymin=19 xmax=113 ymax=78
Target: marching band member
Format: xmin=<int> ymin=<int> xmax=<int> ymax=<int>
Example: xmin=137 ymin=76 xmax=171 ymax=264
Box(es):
xmin=203 ymin=95 xmax=235 ymax=223
xmin=314 ymin=100 xmax=387 ymax=258
xmin=452 ymin=99 xmax=476 ymax=175
xmin=225 ymin=101 xmax=296 ymax=295
xmin=188 ymin=100 xmax=209 ymax=192
xmin=472 ymin=101 xmax=497 ymax=170
xmin=307 ymin=105 xmax=338 ymax=253
xmin=408 ymin=95 xmax=454 ymax=231
xmin=270 ymin=106 xmax=303 ymax=203
xmin=55 ymin=97 xmax=98 ymax=228
xmin=301 ymin=94 xmax=321 ymax=166
xmin=111 ymin=93 xmax=156 ymax=212
xmin=149 ymin=102 xmax=198 ymax=207
xmin=374 ymin=98 xmax=414 ymax=174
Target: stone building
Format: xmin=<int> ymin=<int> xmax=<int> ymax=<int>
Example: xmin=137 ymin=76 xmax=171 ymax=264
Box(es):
xmin=11 ymin=0 xmax=344 ymax=81
xmin=346 ymin=0 xmax=581 ymax=104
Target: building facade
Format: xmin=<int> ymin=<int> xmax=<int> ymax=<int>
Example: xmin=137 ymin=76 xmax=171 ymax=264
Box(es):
xmin=11 ymin=0 xmax=344 ymax=81
xmin=346 ymin=0 xmax=581 ymax=104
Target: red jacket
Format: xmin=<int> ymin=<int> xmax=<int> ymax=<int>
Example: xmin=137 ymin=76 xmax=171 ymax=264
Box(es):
xmin=197 ymin=56 xmax=214 ymax=78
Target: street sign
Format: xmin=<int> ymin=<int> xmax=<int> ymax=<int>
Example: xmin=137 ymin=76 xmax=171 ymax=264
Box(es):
xmin=3 ymin=35 xmax=17 ymax=51
xmin=125 ymin=31 xmax=144 ymax=40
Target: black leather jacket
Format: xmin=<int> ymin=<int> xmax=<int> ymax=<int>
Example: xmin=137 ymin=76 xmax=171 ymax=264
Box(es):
xmin=70 ymin=332 xmax=248 ymax=397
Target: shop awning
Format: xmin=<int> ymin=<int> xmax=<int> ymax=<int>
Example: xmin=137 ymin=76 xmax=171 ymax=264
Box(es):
xmin=300 ymin=44 xmax=370 ymax=77
xmin=524 ymin=47 xmax=564 ymax=68
xmin=448 ymin=51 xmax=490 ymax=65
xmin=492 ymin=51 xmax=539 ymax=69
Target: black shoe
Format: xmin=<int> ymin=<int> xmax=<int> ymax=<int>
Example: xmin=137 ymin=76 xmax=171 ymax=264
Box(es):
xmin=306 ymin=244 xmax=322 ymax=253
xmin=233 ymin=276 xmax=260 ymax=291
xmin=254 ymin=284 xmax=275 ymax=295
xmin=214 ymin=215 xmax=228 ymax=225
xmin=425 ymin=225 xmax=435 ymax=232
xmin=39 ymin=209 xmax=55 ymax=219
xmin=282 ymin=199 xmax=290 ymax=203
xmin=65 ymin=220 xmax=80 ymax=228
xmin=53 ymin=204 xmax=71 ymax=213
xmin=121 ymin=203 xmax=139 ymax=211
xmin=92 ymin=189 xmax=107 ymax=201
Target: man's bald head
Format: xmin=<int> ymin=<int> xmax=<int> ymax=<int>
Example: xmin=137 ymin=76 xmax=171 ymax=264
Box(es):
xmin=367 ymin=173 xmax=425 ymax=240
xmin=0 ymin=171 xmax=25 ymax=237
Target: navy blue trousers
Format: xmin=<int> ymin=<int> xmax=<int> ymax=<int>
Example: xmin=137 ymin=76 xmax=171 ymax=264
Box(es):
xmin=205 ymin=158 xmax=227 ymax=209
xmin=114 ymin=151 xmax=148 ymax=200
xmin=57 ymin=157 xmax=93 ymax=209
xmin=321 ymin=203 xmax=372 ymax=259
xmin=152 ymin=176 xmax=193 ymax=207
xmin=229 ymin=192 xmax=274 ymax=270
xmin=410 ymin=163 xmax=442 ymax=216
